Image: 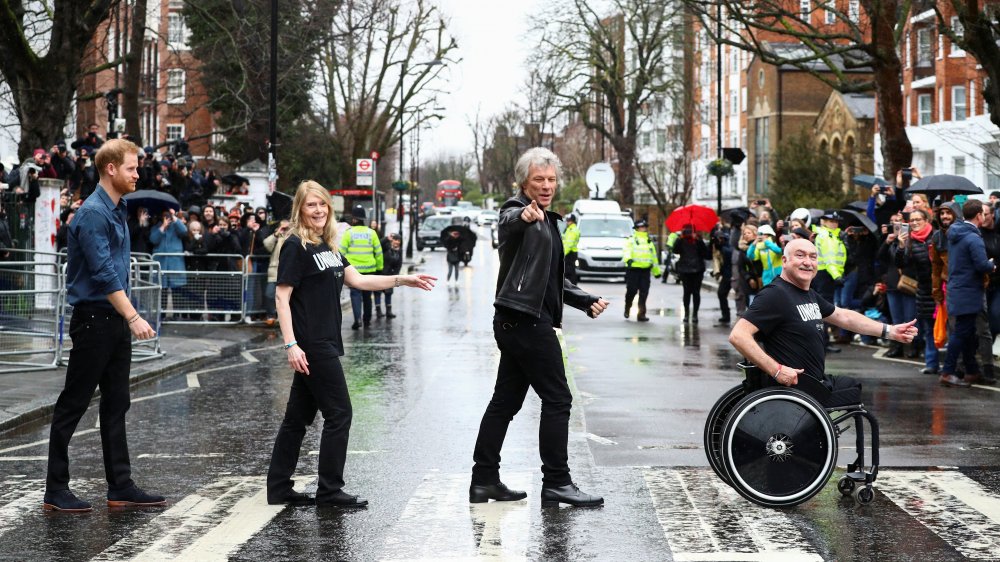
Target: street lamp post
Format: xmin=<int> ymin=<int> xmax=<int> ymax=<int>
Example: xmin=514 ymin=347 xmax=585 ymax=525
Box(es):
xmin=399 ymin=58 xmax=443 ymax=258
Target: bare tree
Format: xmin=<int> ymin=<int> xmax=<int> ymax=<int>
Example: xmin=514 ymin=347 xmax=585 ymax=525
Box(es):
xmin=0 ymin=0 xmax=117 ymax=160
xmin=684 ymin=0 xmax=912 ymax=178
xmin=530 ymin=0 xmax=685 ymax=203
xmin=935 ymin=2 xmax=1000 ymax=130
xmin=316 ymin=0 xmax=457 ymax=189
xmin=466 ymin=105 xmax=490 ymax=192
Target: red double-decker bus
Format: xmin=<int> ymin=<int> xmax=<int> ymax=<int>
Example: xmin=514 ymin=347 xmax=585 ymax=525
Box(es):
xmin=329 ymin=188 xmax=386 ymax=224
xmin=435 ymin=180 xmax=462 ymax=207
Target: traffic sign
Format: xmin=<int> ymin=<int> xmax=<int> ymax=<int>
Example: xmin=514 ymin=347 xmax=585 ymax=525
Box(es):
xmin=356 ymin=158 xmax=374 ymax=186
xmin=392 ymin=181 xmax=408 ymax=191
xmin=370 ymin=151 xmax=380 ymax=160
xmin=585 ymin=163 xmax=615 ymax=199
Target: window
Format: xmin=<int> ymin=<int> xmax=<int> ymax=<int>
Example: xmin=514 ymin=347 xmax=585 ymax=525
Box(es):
xmin=905 ymin=94 xmax=911 ymax=127
xmin=989 ymin=153 xmax=1000 ymax=192
xmin=953 ymin=86 xmax=967 ymax=120
xmin=754 ymin=117 xmax=770 ymax=194
xmin=938 ymin=86 xmax=944 ymax=122
xmin=167 ymin=13 xmax=188 ymax=48
xmin=656 ymin=130 xmax=666 ymax=153
xmin=825 ymin=9 xmax=836 ymax=25
xmin=951 ymin=16 xmax=965 ymax=56
xmin=848 ymin=0 xmax=860 ymax=22
xmin=642 ymin=131 xmax=651 ymax=148
xmin=166 ymin=124 xmax=185 ymax=142
xmin=918 ymin=94 xmax=932 ymax=125
xmin=799 ymin=0 xmax=811 ymax=17
xmin=904 ymin=32 xmax=911 ymax=69
xmin=937 ymin=33 xmax=944 ymax=60
xmin=166 ymin=69 xmax=185 ymax=104
xmin=970 ymin=80 xmax=977 ymax=116
xmin=916 ymin=28 xmax=932 ymax=66
xmin=730 ymin=90 xmax=738 ymax=116
xmin=953 ymin=156 xmax=966 ymax=176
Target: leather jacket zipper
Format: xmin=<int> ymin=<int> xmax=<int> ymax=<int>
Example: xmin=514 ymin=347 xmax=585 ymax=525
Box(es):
xmin=517 ymin=254 xmax=532 ymax=291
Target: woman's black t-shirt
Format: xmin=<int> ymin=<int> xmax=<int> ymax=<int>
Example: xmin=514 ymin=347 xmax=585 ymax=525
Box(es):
xmin=277 ymin=235 xmax=346 ymax=355
xmin=742 ymin=276 xmax=835 ymax=381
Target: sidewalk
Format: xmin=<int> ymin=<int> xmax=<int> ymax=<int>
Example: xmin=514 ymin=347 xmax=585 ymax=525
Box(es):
xmin=0 ymin=262 xmax=418 ymax=434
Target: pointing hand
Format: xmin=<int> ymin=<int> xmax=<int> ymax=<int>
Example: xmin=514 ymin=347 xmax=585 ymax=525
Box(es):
xmin=521 ymin=200 xmax=545 ymax=223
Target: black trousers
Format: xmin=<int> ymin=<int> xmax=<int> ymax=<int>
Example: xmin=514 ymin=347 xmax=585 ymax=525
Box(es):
xmin=472 ymin=319 xmax=572 ymax=488
xmin=625 ymin=268 xmax=651 ymax=310
xmin=717 ymin=274 xmax=732 ymax=320
xmin=679 ymin=272 xmax=703 ymax=316
xmin=267 ymin=345 xmax=352 ymax=502
xmin=565 ymin=252 xmax=579 ymax=285
xmin=46 ymin=306 xmax=134 ymax=492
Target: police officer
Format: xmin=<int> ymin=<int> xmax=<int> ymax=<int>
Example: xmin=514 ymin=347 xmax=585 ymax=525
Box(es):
xmin=623 ymin=218 xmax=661 ymax=322
xmin=339 ymin=205 xmax=383 ymax=329
xmin=562 ymin=214 xmax=580 ymax=284
xmin=813 ymin=210 xmax=846 ymax=352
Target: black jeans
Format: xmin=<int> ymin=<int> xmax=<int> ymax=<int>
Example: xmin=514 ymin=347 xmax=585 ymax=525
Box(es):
xmin=565 ymin=252 xmax=578 ymax=285
xmin=717 ymin=274 xmax=731 ymax=320
xmin=679 ymin=272 xmax=703 ymax=317
xmin=625 ymin=268 xmax=651 ymax=310
xmin=472 ymin=319 xmax=572 ymax=488
xmin=46 ymin=306 xmax=134 ymax=492
xmin=267 ymin=345 xmax=352 ymax=502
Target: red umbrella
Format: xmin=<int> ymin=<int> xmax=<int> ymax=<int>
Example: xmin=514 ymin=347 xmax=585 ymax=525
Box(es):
xmin=666 ymin=204 xmax=718 ymax=232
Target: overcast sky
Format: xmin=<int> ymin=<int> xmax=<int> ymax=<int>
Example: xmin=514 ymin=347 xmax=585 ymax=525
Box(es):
xmin=422 ymin=0 xmax=539 ymax=159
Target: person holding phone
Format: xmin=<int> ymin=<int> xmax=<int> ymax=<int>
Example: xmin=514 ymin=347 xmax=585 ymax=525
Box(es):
xmin=895 ymin=209 xmax=939 ymax=373
xmin=263 ymin=219 xmax=292 ymax=326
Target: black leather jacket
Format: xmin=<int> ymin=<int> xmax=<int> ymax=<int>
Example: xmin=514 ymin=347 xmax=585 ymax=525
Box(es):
xmin=494 ymin=193 xmax=599 ymax=327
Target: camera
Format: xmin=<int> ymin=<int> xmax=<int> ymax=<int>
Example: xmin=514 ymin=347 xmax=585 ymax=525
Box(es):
xmin=755 ymin=199 xmax=767 ymax=206
xmin=901 ymin=168 xmax=912 ymax=182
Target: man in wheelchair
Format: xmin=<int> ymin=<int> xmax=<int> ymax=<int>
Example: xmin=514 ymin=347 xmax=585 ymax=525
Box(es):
xmin=729 ymin=239 xmax=918 ymax=407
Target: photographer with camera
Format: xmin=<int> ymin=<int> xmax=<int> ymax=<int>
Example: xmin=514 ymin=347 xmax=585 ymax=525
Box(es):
xmin=71 ymin=147 xmax=99 ymax=199
xmin=49 ymin=143 xmax=75 ymax=180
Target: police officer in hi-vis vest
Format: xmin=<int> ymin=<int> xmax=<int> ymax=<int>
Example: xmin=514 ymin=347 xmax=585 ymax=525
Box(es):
xmin=812 ymin=210 xmax=846 ymax=352
xmin=339 ymin=205 xmax=383 ymax=329
xmin=562 ymin=214 xmax=580 ymax=284
xmin=623 ymin=218 xmax=661 ymax=322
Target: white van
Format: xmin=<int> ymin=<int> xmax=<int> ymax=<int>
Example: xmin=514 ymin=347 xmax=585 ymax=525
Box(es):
xmin=572 ymin=199 xmax=624 ymax=217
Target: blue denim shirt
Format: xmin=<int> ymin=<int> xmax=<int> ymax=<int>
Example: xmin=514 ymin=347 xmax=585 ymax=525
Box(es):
xmin=66 ymin=186 xmax=131 ymax=308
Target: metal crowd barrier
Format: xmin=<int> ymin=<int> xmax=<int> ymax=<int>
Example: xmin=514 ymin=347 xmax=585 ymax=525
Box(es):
xmin=58 ymin=257 xmax=165 ymax=364
xmin=0 ymin=249 xmax=64 ymax=373
xmin=150 ymin=253 xmax=247 ymax=324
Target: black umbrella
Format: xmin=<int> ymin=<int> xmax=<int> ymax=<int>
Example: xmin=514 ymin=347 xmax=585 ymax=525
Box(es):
xmin=846 ymin=200 xmax=868 ymax=212
xmin=907 ymin=174 xmax=982 ymax=195
xmin=839 ymin=208 xmax=877 ymax=232
xmin=123 ymin=189 xmax=180 ymax=215
xmin=441 ymin=224 xmax=477 ymax=250
xmin=852 ymin=174 xmax=890 ymax=188
xmin=267 ymin=190 xmax=293 ymax=221
xmin=720 ymin=206 xmax=752 ymax=225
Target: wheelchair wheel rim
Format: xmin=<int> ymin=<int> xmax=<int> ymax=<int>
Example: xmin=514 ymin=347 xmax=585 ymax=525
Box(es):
xmin=723 ymin=390 xmax=836 ymax=506
xmin=704 ymin=385 xmax=745 ymax=485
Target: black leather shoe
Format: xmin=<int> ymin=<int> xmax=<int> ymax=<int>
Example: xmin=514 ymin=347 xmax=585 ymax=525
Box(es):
xmin=884 ymin=348 xmax=903 ymax=358
xmin=540 ymin=484 xmax=603 ymax=508
xmin=637 ymin=315 xmax=650 ymax=322
xmin=107 ymin=485 xmax=166 ymax=508
xmin=939 ymin=374 xmax=971 ymax=388
xmin=351 ymin=321 xmax=361 ymax=330
xmin=43 ymin=489 xmax=92 ymax=512
xmin=825 ymin=345 xmax=841 ymax=353
xmin=316 ymin=490 xmax=368 ymax=509
xmin=921 ymin=367 xmax=939 ymax=375
xmin=469 ymin=482 xmax=528 ymax=503
xmin=267 ymin=491 xmax=315 ymax=506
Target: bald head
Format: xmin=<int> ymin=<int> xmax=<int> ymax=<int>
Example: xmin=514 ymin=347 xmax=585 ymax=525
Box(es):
xmin=784 ymin=238 xmax=816 ymax=256
xmin=781 ymin=238 xmax=819 ymax=290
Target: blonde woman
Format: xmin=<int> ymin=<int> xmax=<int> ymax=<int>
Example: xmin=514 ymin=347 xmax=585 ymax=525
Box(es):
xmin=267 ymin=181 xmax=435 ymax=508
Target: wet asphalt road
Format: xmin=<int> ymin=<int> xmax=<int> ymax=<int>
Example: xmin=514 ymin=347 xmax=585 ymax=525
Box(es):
xmin=1 ymin=227 xmax=1000 ymax=561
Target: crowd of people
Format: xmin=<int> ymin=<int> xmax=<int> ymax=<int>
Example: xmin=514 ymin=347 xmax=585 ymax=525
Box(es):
xmin=703 ymin=173 xmax=1000 ymax=388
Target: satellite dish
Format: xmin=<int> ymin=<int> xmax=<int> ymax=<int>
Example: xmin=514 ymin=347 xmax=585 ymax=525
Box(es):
xmin=585 ymin=163 xmax=615 ymax=199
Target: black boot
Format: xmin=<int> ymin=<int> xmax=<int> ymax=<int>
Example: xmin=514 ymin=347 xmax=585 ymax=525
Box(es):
xmin=624 ymin=296 xmax=634 ymax=319
xmin=885 ymin=340 xmax=903 ymax=358
xmin=385 ymin=305 xmax=396 ymax=319
xmin=375 ymin=305 xmax=384 ymax=318
xmin=637 ymin=303 xmax=649 ymax=322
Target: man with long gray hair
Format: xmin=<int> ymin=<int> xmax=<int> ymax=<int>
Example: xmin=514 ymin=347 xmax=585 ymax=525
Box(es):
xmin=470 ymin=147 xmax=610 ymax=508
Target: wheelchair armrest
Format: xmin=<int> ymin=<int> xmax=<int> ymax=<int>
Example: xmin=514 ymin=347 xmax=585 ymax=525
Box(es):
xmin=738 ymin=362 xmax=834 ymax=404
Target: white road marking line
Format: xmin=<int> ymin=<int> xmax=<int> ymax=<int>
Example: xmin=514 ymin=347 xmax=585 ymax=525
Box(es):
xmin=0 ymin=483 xmax=44 ymax=542
xmin=972 ymin=384 xmax=1000 ymax=393
xmin=241 ymin=350 xmax=260 ymax=363
xmin=90 ymin=476 xmax=280 ymax=562
xmin=136 ymin=453 xmax=224 ymax=459
xmin=586 ymin=433 xmax=617 ymax=445
xmin=643 ymin=468 xmax=823 ymax=562
xmin=382 ymin=472 xmax=532 ymax=560
xmin=131 ymin=387 xmax=192 ymax=404
xmin=0 ymin=427 xmax=99 ymax=454
xmin=0 ymin=456 xmax=46 ymax=461
xmin=878 ymin=470 xmax=1000 ymax=560
xmin=307 ymin=449 xmax=386 ymax=456
xmin=871 ymin=347 xmax=922 ymax=365
xmin=186 ymin=373 xmax=201 ymax=388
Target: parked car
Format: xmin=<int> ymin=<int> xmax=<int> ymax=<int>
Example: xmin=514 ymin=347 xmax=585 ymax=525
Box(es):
xmin=476 ymin=210 xmax=499 ymax=226
xmin=574 ymin=213 xmax=634 ymax=279
xmin=417 ymin=215 xmax=455 ymax=251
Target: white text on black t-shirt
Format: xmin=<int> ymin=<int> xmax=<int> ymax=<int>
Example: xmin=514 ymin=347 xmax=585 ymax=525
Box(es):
xmin=313 ymin=250 xmax=343 ymax=271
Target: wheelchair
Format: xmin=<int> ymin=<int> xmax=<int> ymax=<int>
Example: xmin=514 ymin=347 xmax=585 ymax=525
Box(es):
xmin=703 ymin=363 xmax=880 ymax=507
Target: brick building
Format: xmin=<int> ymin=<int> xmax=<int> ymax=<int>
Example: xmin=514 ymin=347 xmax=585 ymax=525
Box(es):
xmin=77 ymin=1 xmax=215 ymax=160
xmin=814 ymin=91 xmax=877 ymax=197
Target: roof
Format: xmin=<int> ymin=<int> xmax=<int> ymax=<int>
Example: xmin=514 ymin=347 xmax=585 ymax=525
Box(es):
xmin=759 ymin=42 xmax=871 ymax=73
xmin=841 ymin=93 xmax=876 ymax=119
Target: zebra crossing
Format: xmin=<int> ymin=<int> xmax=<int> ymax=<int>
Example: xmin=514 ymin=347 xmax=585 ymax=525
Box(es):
xmin=2 ymin=468 xmax=1000 ymax=560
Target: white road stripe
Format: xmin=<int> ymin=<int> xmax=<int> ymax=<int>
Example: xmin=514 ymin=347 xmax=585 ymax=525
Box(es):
xmin=0 ymin=482 xmax=44 ymax=542
xmin=586 ymin=433 xmax=617 ymax=445
xmin=91 ymin=476 xmax=280 ymax=561
xmin=382 ymin=472 xmax=532 ymax=560
xmin=186 ymin=373 xmax=201 ymax=388
xmin=0 ymin=456 xmax=46 ymax=462
xmin=643 ymin=468 xmax=823 ymax=562
xmin=136 ymin=453 xmax=224 ymax=459
xmin=878 ymin=470 xmax=1000 ymax=560
xmin=131 ymin=387 xmax=192 ymax=404
xmin=240 ymin=350 xmax=260 ymax=363
xmin=0 ymin=427 xmax=99 ymax=454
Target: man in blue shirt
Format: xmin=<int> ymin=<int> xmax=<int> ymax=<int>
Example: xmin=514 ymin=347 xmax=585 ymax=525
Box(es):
xmin=44 ymin=139 xmax=164 ymax=512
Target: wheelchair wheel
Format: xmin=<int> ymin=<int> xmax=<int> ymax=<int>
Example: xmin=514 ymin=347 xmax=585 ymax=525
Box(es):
xmin=704 ymin=384 xmax=746 ymax=486
xmin=837 ymin=476 xmax=855 ymax=497
xmin=721 ymin=388 xmax=837 ymax=507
